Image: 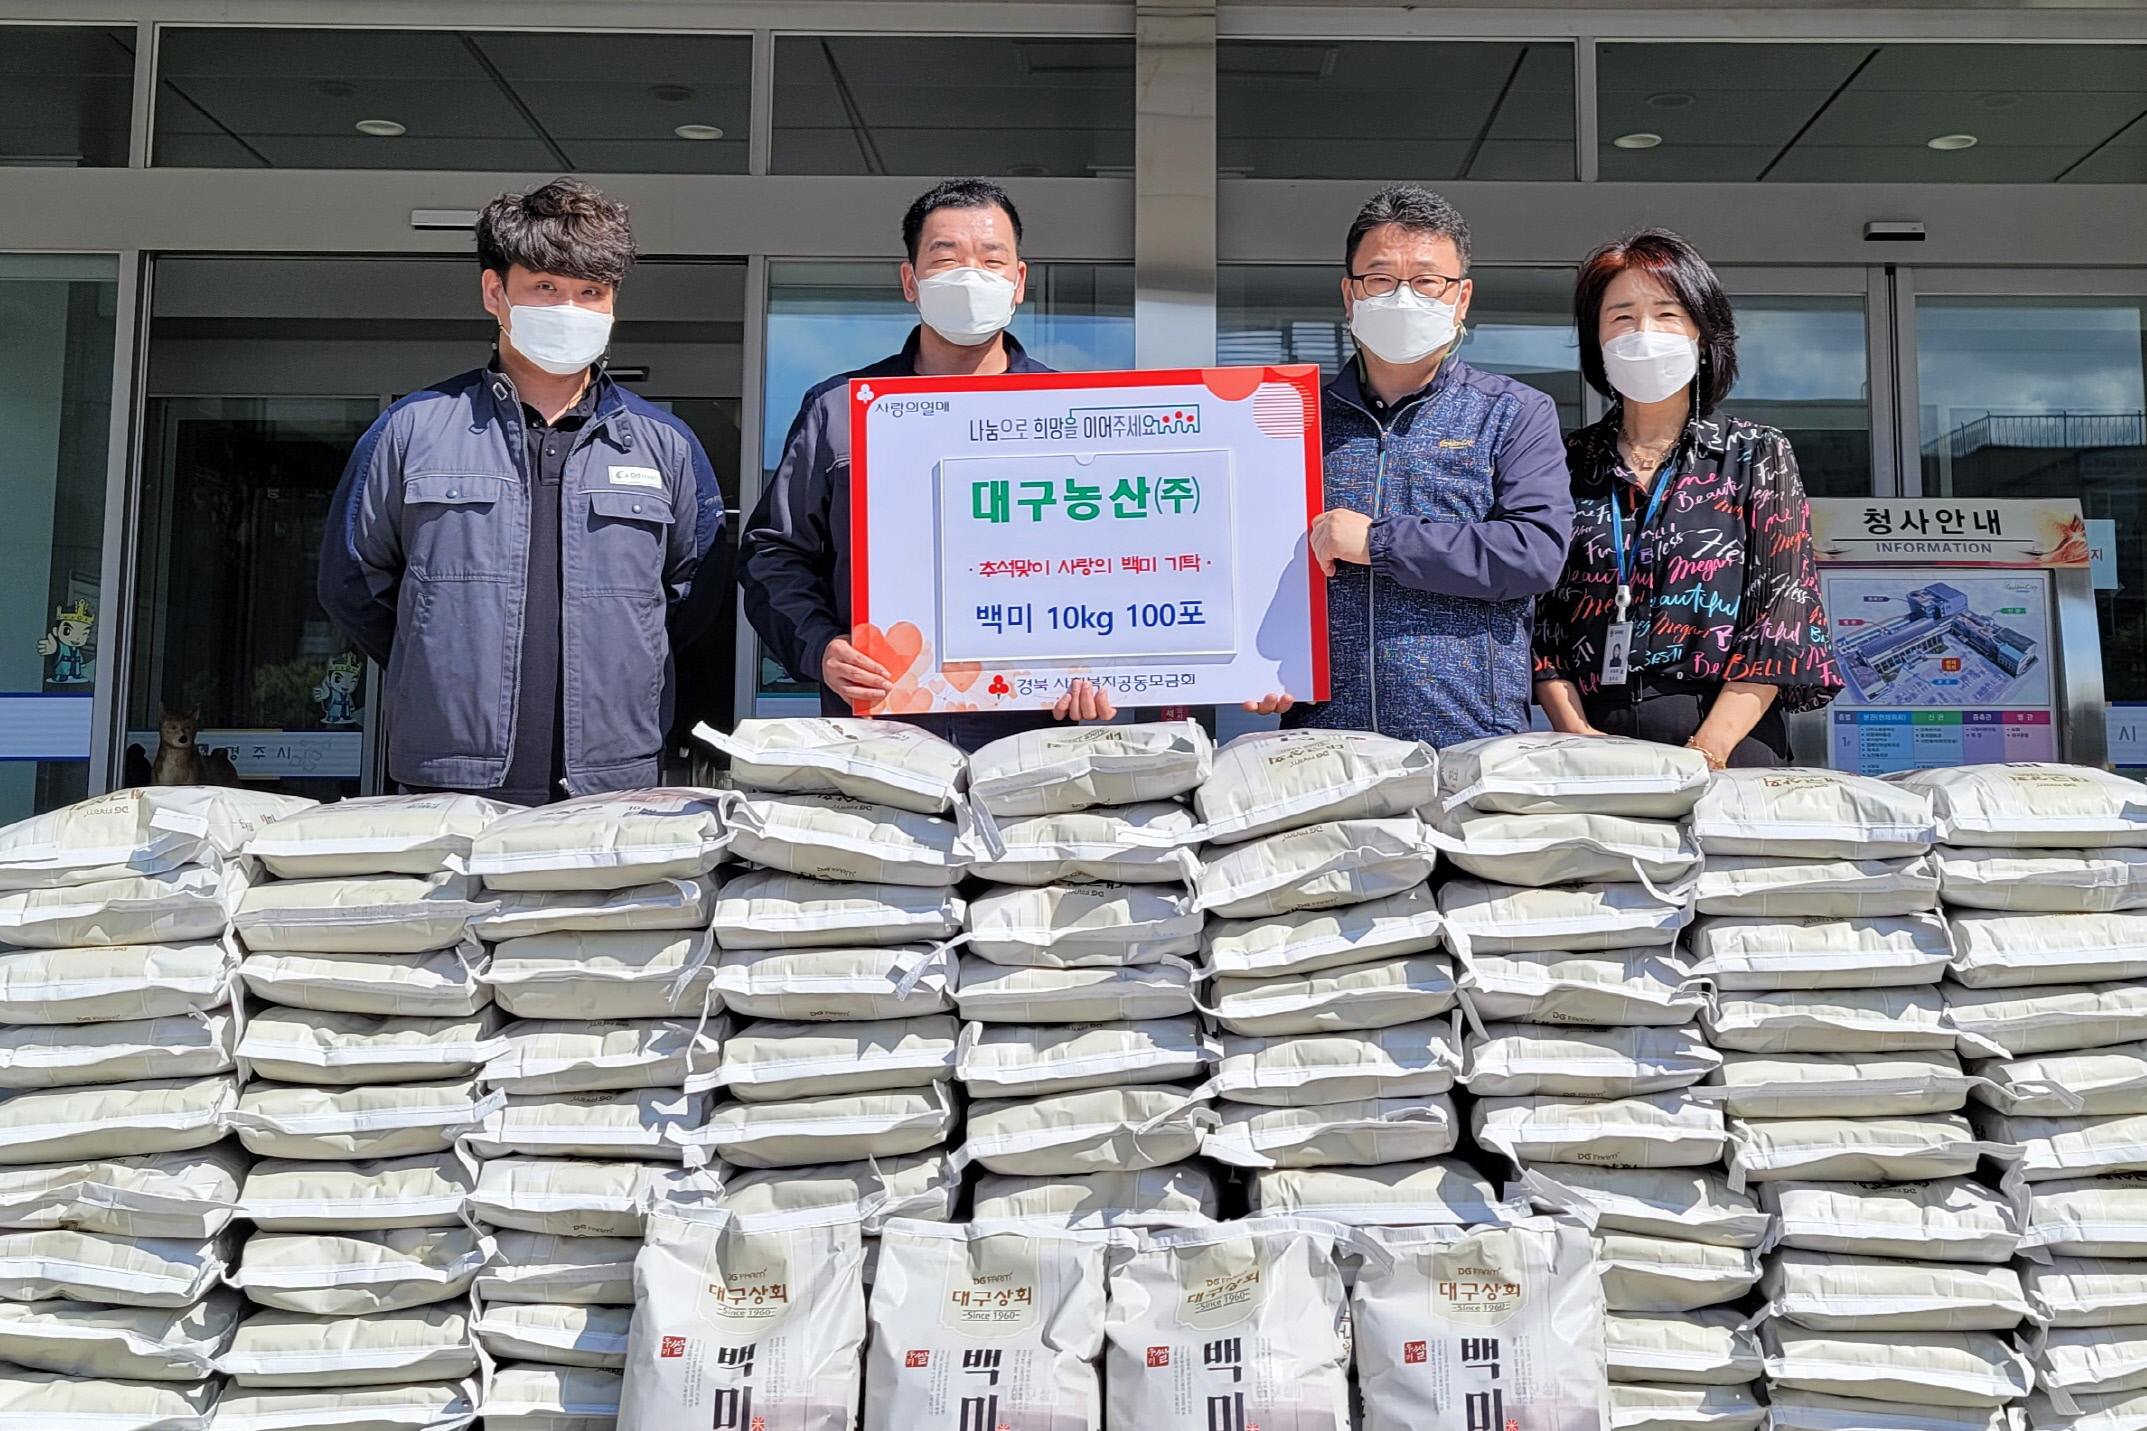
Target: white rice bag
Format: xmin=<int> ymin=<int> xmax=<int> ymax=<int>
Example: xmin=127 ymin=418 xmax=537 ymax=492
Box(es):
xmin=466 ymin=789 xmax=728 ymax=891
xmin=1437 ymin=731 xmax=1710 ymax=817
xmin=721 ymin=792 xmax=970 ymax=886
xmin=956 ymin=959 xmax=1195 ymax=1025
xmin=482 ymin=929 xmax=714 ymax=1020
xmin=961 ymin=1085 xmax=1208 ymax=1176
xmin=233 ymin=873 xmax=489 ymax=954
xmin=968 ymin=802 xmax=1200 ymax=885
xmin=245 ymin=793 xmax=513 ymax=878
xmin=972 ymin=1166 xmax=1217 ymax=1229
xmin=1685 ymin=914 xmax=1950 ymax=991
xmin=862 ymin=1221 xmax=1107 ymax=1430
xmin=1473 ymin=1092 xmax=1726 ymax=1167
xmin=1353 ymin=1218 xmax=1607 ymax=1431
xmin=1103 ymin=1219 xmax=1350 ymax=1430
xmin=621 ymin=1205 xmax=866 ymax=1431
xmin=711 ymin=944 xmax=954 ymax=1021
xmin=696 ymin=716 xmax=965 ymax=813
xmin=968 ymin=720 xmax=1212 ymax=816
xmin=1436 ymin=807 xmax=1700 ymax=888
xmin=963 ymin=882 xmax=1202 ymax=967
xmin=1892 ymin=763 xmax=2147 ymax=848
xmin=1192 ymin=818 xmax=1435 ymax=919
xmin=710 ymin=870 xmax=964 ymax=950
xmin=473 ymin=876 xmax=716 ymax=941
xmin=1440 ymin=878 xmax=1691 ymax=953
xmin=1763 ymin=1177 xmax=2019 ymax=1263
xmin=1201 ymin=884 xmax=1443 ymax=978
xmin=1193 ymin=728 xmax=1438 ymax=843
xmin=0 ymin=866 xmax=244 ymax=948
xmin=1688 ymin=769 xmax=1935 ymax=859
xmin=1459 ymin=947 xmax=1704 ymax=1027
xmin=0 ymin=942 xmax=233 ymax=1025
xmin=1692 ymin=853 xmax=1940 ymax=918
xmin=0 ymin=786 xmax=310 ymax=889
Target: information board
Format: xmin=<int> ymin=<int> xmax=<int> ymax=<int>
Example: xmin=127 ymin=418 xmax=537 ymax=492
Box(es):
xmin=849 ymin=366 xmax=1328 ymax=715
xmin=1810 ymin=498 xmax=2087 ymax=776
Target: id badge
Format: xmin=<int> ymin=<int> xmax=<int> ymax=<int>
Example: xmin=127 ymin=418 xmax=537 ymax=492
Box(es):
xmin=1601 ymin=621 xmax=1633 ymax=686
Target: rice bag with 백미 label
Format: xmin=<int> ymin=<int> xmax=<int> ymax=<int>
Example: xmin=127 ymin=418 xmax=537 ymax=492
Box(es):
xmin=1104 ymin=1218 xmax=1350 ymax=1430
xmin=1353 ymin=1216 xmax=1607 ymax=1431
xmin=618 ymin=1206 xmax=866 ymax=1431
xmin=862 ymin=1219 xmax=1108 ymax=1431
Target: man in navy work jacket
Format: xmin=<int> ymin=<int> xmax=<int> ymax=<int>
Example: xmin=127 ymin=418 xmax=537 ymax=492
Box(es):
xmin=1246 ymin=185 xmax=1574 ymax=746
xmin=319 ymin=178 xmax=726 ymax=802
xmin=741 ymin=177 xmax=1114 ymax=750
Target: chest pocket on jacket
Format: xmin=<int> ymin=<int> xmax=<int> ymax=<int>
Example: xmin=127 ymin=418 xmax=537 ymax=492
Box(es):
xmin=1389 ymin=441 xmax=1496 ymax=524
xmin=580 ymin=486 xmax=675 ymax=598
xmin=402 ymin=472 xmax=518 ymax=581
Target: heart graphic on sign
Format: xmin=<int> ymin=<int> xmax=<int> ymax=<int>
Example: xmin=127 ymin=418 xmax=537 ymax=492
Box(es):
xmin=853 ymin=622 xmax=925 ymax=681
xmin=943 ymin=661 xmax=981 ymax=692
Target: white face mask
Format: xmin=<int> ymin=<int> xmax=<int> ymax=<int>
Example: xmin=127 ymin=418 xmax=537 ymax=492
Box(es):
xmin=915 ymin=266 xmax=1019 ymax=346
xmin=1602 ymin=329 xmax=1700 ymax=405
xmin=1349 ymin=286 xmax=1461 ymax=366
xmin=503 ymin=302 xmax=613 ymax=376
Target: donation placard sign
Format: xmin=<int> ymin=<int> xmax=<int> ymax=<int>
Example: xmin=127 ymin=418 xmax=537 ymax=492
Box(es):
xmin=848 ymin=366 xmax=1329 ymax=714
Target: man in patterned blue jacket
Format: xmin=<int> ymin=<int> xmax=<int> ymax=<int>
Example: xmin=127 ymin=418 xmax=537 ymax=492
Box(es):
xmin=1246 ymin=185 xmax=1574 ymax=746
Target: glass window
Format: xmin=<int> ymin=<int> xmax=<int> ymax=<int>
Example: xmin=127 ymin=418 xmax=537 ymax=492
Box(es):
xmin=1218 ymin=40 xmax=1575 ymax=180
xmin=1718 ymin=295 xmax=1871 ymax=498
xmin=1918 ymin=295 xmax=2147 ymax=703
xmin=0 ymin=25 xmax=134 ymax=167
xmin=1600 ymin=42 xmax=2147 ymax=183
xmin=756 ymin=260 xmax=1133 ymax=708
xmin=772 ymin=36 xmax=1133 ymax=176
xmin=132 ymin=256 xmax=747 ymax=797
xmin=1218 ymin=265 xmax=1582 ymax=429
xmin=154 ymin=28 xmax=750 ymax=171
xmin=0 ymin=255 xmax=117 ymax=825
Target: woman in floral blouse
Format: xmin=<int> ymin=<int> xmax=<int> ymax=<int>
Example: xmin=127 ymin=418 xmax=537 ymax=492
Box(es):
xmin=1533 ymin=229 xmax=1842 ymax=769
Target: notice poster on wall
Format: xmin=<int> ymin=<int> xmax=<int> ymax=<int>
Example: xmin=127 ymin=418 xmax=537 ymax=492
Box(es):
xmin=848 ymin=366 xmax=1329 ymax=714
xmin=1822 ymin=568 xmax=2060 ymax=774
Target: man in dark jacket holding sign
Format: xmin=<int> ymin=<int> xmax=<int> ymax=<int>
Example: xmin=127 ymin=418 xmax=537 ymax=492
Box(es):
xmin=741 ymin=177 xmax=1114 ymax=749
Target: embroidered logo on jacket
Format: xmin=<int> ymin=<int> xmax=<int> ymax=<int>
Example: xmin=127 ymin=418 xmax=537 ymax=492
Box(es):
xmin=608 ymin=466 xmax=663 ymax=488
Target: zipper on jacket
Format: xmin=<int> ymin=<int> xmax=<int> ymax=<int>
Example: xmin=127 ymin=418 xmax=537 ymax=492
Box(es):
xmin=1369 ymin=429 xmax=1388 ymax=734
xmin=1330 ymin=366 xmax=1439 ymax=738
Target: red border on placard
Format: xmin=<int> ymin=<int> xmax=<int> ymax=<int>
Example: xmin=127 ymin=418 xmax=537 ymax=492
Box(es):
xmin=848 ymin=364 xmax=1329 ymax=706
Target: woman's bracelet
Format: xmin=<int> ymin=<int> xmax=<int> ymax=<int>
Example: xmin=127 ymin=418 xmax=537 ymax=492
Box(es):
xmin=1685 ymin=737 xmax=1728 ymax=772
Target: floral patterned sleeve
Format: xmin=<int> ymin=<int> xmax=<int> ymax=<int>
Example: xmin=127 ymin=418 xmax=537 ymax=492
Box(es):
xmin=1529 ymin=432 xmax=1595 ymax=684
xmin=1720 ymin=429 xmax=1844 ymax=713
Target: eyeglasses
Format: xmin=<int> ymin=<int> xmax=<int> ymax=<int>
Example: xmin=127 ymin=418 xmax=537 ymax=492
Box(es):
xmin=1348 ymin=271 xmax=1465 ymax=301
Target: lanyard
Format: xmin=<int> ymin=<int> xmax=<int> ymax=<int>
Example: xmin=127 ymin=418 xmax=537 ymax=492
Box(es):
xmin=1607 ymin=465 xmax=1674 ymax=626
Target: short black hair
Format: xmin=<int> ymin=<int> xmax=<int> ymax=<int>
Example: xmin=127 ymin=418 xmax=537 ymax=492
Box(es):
xmin=476 ymin=178 xmax=637 ymax=288
xmin=1344 ymin=184 xmax=1471 ymax=272
xmin=902 ymin=179 xmax=1024 ymax=264
xmin=1574 ymin=228 xmax=1740 ymax=414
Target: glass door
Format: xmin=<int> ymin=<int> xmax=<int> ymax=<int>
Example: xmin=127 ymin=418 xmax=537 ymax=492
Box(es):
xmin=1714 ymin=271 xmax=1876 ymax=499
xmin=1913 ymin=282 xmax=2147 ymax=757
xmin=0 ymin=255 xmax=118 ymax=825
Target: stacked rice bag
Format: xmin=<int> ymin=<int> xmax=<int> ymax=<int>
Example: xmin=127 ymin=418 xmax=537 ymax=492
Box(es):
xmin=1899 ymin=764 xmax=2147 ymax=1430
xmin=951 ymin=721 xmax=1222 ymax=1230
xmin=693 ymin=721 xmax=973 ymax=1240
xmin=1690 ymin=767 xmax=2033 ymax=1431
xmin=0 ymin=788 xmax=309 ymax=1431
xmin=1432 ymin=735 xmax=1757 ymax=1431
xmin=463 ymin=789 xmax=732 ymax=1431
